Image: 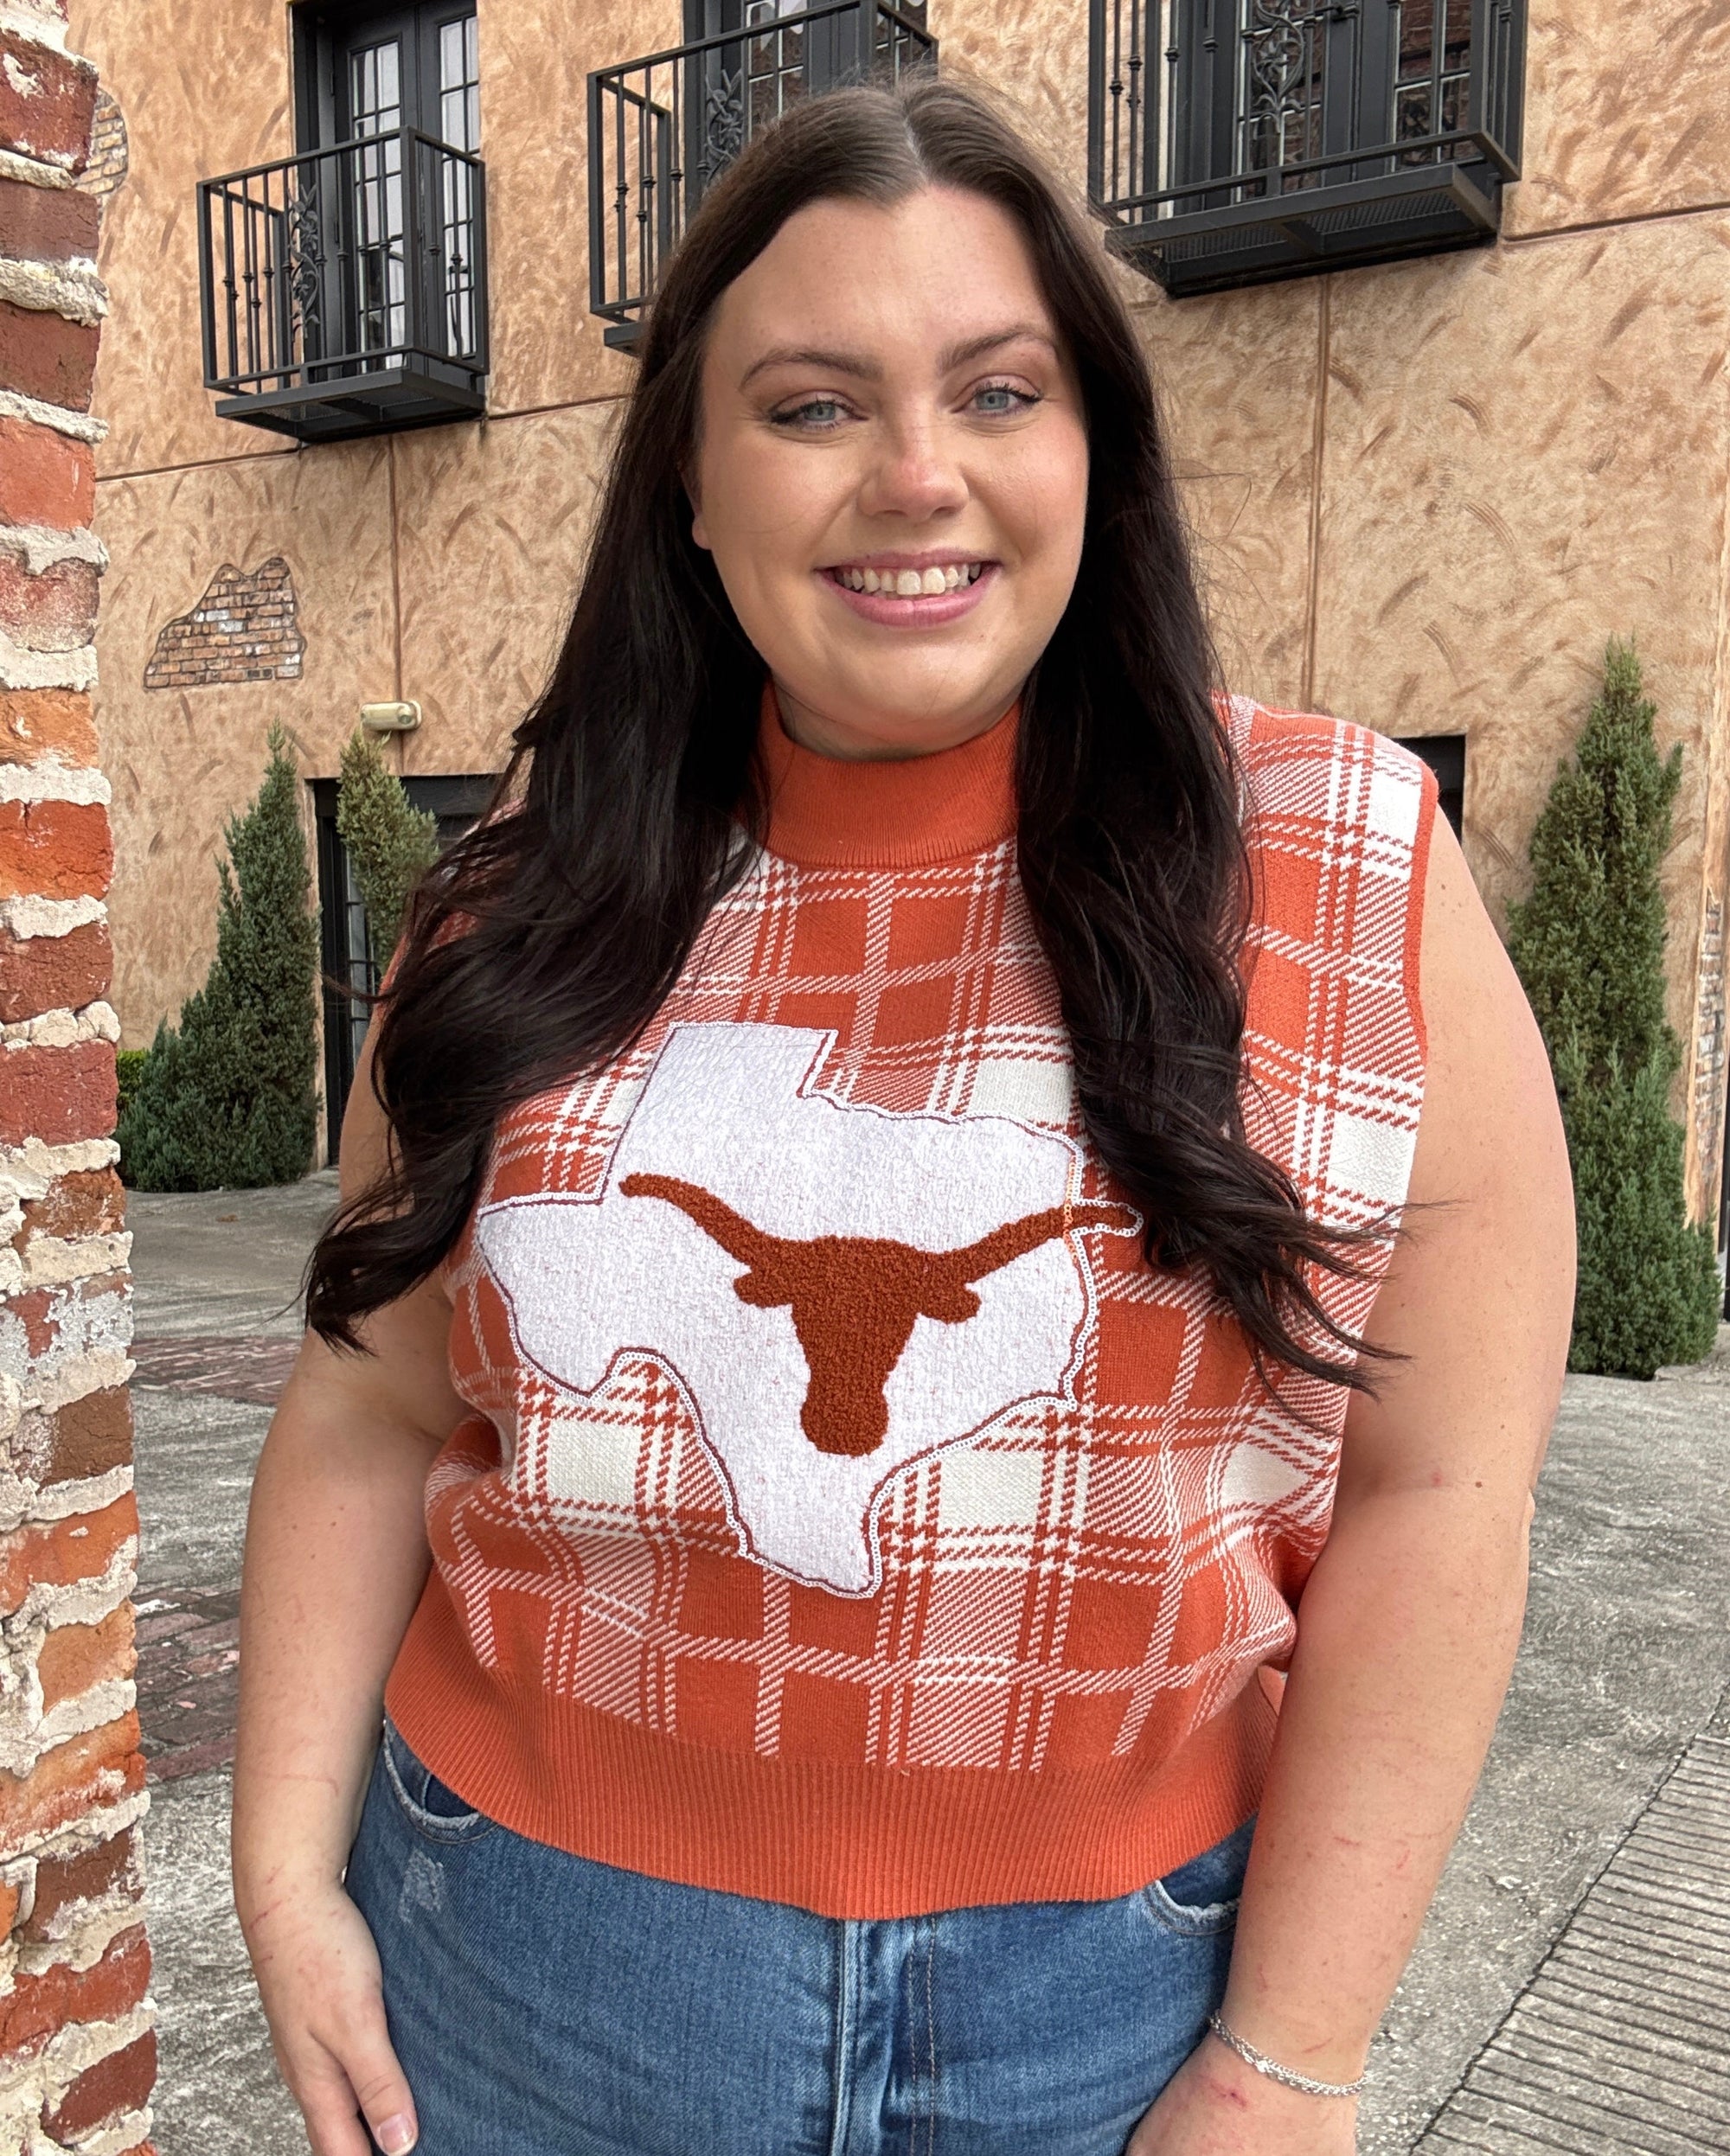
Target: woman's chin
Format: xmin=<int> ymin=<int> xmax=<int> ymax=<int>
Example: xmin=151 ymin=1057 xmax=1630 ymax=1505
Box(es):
xmin=776 ymin=679 xmax=1016 ymax=760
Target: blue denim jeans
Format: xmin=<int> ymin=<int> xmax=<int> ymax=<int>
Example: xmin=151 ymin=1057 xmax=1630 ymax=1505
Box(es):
xmin=344 ymin=1715 xmax=1252 ymax=2156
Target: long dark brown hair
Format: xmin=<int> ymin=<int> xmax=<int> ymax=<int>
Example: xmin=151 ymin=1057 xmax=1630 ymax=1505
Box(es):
xmin=305 ymin=76 xmax=1384 ymax=1389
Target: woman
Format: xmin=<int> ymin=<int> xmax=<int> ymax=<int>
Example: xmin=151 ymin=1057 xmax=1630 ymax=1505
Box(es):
xmin=234 ymin=77 xmax=1573 ymax=2156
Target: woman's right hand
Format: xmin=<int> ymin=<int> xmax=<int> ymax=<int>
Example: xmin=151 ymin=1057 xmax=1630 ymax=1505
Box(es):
xmin=241 ymin=1878 xmax=419 ymax=2156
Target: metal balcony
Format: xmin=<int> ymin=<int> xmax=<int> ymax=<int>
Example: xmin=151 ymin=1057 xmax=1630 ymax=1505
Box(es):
xmin=589 ymin=0 xmax=937 ymax=350
xmin=1088 ymin=0 xmax=1526 ymax=298
xmin=197 ymin=129 xmax=489 ymax=442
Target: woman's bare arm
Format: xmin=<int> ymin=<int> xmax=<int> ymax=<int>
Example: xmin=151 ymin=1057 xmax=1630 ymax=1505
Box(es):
xmin=232 ymin=1014 xmax=470 ymax=2156
xmin=1134 ymin=813 xmax=1576 ymax=2151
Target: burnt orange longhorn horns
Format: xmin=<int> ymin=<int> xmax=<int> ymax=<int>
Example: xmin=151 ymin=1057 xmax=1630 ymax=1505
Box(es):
xmin=618 ymin=1172 xmax=1134 ymax=1457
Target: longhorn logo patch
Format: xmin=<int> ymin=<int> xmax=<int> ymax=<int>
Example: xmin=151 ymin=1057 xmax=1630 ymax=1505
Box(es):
xmin=477 ymin=1023 xmax=1137 ymax=1594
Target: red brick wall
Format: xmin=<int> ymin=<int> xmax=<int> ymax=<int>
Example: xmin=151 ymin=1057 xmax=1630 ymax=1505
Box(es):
xmin=143 ymin=557 xmax=304 ymax=691
xmin=0 ymin=3 xmax=157 ymax=2150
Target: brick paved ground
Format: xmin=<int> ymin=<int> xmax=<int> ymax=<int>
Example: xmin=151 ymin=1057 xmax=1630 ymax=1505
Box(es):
xmin=130 ymin=1334 xmax=299 ymax=1406
xmin=134 ymin=1586 xmax=242 ymax=1784
xmin=130 ymin=1337 xmax=295 ymax=1785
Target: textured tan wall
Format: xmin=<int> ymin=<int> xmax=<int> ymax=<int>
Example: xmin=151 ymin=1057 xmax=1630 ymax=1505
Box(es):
xmin=68 ymin=0 xmax=1730 ymax=1215
xmin=1310 ymin=220 xmax=1730 ymax=938
xmin=1137 ymin=276 xmax=1324 ymax=713
xmin=74 ymin=0 xmax=294 ymax=477
xmin=391 ymin=401 xmax=618 ymax=770
xmin=1508 ymin=0 xmax=1730 ymax=238
xmin=91 ymin=440 xmax=396 ymax=1037
xmin=478 ymin=0 xmax=676 ymax=417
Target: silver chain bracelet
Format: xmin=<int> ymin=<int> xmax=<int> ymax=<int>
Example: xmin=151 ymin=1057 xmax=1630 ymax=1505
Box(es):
xmin=1206 ymin=2012 xmax=1367 ymax=2100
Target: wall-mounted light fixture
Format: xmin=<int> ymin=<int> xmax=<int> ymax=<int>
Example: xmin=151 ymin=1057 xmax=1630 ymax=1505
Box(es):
xmin=359 ymin=700 xmax=422 ymax=733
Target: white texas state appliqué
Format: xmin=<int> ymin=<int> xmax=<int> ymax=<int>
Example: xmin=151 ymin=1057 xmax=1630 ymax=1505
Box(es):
xmin=477 ymin=1023 xmax=1137 ymax=1594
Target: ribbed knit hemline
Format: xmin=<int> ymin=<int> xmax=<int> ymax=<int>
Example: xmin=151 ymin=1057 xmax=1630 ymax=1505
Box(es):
xmin=383 ymin=1577 xmax=1278 ymax=1919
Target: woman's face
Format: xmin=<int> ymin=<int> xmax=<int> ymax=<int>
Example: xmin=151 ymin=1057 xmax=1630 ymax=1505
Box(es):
xmin=689 ymin=184 xmax=1090 ymax=761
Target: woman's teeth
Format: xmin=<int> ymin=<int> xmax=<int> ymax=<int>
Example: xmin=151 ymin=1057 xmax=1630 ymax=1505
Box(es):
xmin=832 ymin=563 xmax=986 ymax=596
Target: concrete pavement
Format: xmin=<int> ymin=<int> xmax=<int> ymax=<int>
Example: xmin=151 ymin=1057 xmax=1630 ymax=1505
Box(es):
xmin=121 ymin=1174 xmax=1730 ymax=2154
xmin=127 ymin=1174 xmax=334 ymax=2156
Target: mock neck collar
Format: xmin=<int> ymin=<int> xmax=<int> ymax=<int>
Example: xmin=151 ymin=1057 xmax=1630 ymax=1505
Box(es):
xmin=755 ymin=678 xmax=1021 ymax=870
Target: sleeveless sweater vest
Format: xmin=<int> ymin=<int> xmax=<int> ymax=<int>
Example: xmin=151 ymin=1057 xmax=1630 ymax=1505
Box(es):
xmin=383 ymin=688 xmax=1438 ymax=1917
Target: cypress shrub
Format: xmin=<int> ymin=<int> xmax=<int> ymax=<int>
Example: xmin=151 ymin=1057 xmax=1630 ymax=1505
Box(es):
xmin=118 ymin=722 xmax=319 ymax=1190
xmin=335 ymin=726 xmax=439 ymax=967
xmin=1506 ymin=638 xmax=1720 ymax=1376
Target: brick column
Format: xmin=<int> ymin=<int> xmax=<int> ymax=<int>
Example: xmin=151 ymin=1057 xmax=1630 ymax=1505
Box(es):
xmin=0 ymin=3 xmax=157 ymax=2151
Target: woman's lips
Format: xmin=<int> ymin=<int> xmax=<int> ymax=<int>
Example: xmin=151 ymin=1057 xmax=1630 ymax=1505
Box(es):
xmin=818 ymin=563 xmax=997 ymax=626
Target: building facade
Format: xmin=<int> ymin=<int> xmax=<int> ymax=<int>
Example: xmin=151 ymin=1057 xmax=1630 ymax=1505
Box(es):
xmin=67 ymin=0 xmax=1730 ymax=1243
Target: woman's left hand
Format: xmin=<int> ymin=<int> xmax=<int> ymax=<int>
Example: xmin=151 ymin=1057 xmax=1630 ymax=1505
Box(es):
xmin=1126 ymin=2038 xmax=1359 ymax=2155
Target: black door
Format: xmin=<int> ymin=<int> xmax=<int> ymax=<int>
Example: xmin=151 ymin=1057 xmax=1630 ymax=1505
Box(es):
xmin=327 ymin=4 xmax=479 ymax=145
xmin=296 ymin=3 xmax=480 ymax=371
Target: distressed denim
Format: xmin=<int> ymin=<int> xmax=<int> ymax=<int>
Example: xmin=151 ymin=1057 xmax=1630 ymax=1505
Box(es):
xmin=344 ymin=1715 xmax=1251 ymax=2156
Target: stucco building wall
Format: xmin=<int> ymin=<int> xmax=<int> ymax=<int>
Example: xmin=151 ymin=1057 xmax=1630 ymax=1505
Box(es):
xmin=67 ymin=0 xmax=1730 ymax=1218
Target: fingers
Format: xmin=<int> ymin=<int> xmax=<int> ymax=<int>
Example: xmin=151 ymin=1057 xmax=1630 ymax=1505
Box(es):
xmin=349 ymin=2048 xmax=420 ymax=2156
xmin=244 ymin=1884 xmax=419 ymax=2156
xmin=283 ymin=2014 xmax=419 ymax=2156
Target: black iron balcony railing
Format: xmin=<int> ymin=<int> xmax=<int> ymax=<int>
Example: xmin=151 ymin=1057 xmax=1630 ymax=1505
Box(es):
xmin=590 ymin=0 xmax=936 ymax=349
xmin=198 ymin=128 xmax=488 ymax=442
xmin=1088 ymin=0 xmax=1526 ymax=297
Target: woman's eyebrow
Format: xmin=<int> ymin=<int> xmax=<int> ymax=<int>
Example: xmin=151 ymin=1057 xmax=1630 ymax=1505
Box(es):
xmin=739 ymin=323 xmax=1057 ymax=388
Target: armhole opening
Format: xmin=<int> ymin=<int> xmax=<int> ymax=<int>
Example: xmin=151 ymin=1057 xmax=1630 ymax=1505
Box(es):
xmin=1403 ymin=760 xmax=1442 ymax=1066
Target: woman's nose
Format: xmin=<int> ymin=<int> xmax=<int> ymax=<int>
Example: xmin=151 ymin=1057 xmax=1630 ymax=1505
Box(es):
xmin=855 ymin=415 xmax=969 ymax=521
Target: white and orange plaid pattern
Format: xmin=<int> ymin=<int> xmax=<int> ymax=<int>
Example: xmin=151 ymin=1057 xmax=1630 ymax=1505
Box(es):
xmin=385 ymin=696 xmax=1438 ymax=1914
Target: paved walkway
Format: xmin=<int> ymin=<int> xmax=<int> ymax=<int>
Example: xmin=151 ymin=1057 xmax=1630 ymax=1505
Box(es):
xmin=127 ymin=1174 xmax=332 ymax=2154
xmin=122 ymin=1175 xmax=1730 ymax=2154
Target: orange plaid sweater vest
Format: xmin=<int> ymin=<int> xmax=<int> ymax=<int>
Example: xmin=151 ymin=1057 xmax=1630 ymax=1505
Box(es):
xmin=385 ymin=687 xmax=1438 ymax=1917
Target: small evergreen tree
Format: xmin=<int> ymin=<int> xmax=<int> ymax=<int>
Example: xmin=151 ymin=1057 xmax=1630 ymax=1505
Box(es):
xmin=1506 ymin=638 xmax=1720 ymax=1376
xmin=336 ymin=726 xmax=439 ymax=966
xmin=119 ymin=722 xmax=319 ymax=1190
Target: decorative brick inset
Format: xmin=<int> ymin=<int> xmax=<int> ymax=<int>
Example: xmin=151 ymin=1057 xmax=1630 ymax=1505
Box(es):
xmin=74 ymin=88 xmax=126 ymax=202
xmin=132 ymin=1586 xmax=240 ymax=1783
xmin=142 ymin=558 xmax=304 ymax=691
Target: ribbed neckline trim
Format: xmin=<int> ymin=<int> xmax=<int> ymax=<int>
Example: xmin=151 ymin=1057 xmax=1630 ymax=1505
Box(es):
xmin=756 ymin=677 xmax=1021 ymax=869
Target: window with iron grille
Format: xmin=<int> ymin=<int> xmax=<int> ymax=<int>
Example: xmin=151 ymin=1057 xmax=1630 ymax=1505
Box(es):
xmin=1087 ymin=0 xmax=1525 ymax=297
xmin=589 ymin=0 xmax=936 ymax=349
xmin=196 ymin=2 xmax=488 ymax=441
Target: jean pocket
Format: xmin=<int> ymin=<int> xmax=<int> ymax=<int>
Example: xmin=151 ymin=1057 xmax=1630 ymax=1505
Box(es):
xmin=1133 ymin=1816 xmax=1255 ymax=1938
xmin=378 ymin=1717 xmax=498 ymax=1846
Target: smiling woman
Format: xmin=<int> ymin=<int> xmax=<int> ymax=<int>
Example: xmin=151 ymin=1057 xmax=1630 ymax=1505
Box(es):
xmin=234 ymin=76 xmax=1573 ymax=2156
xmin=686 ymin=191 xmax=1087 ymax=759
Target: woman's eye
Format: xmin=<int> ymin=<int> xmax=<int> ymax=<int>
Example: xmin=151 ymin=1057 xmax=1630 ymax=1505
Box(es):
xmin=972 ymin=383 xmax=1038 ymax=417
xmin=770 ymin=397 xmax=850 ymax=429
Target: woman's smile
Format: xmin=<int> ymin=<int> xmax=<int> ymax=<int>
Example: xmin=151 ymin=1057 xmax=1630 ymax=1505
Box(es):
xmin=818 ymin=552 xmax=998 ymax=626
